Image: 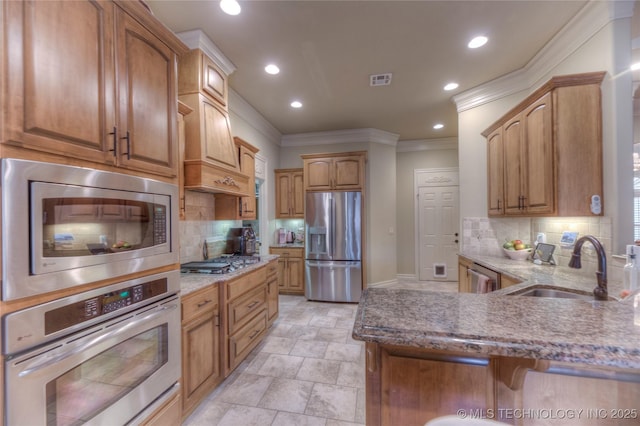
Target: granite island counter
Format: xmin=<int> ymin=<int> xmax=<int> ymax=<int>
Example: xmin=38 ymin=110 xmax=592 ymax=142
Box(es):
xmin=353 ymin=283 xmax=640 ymax=425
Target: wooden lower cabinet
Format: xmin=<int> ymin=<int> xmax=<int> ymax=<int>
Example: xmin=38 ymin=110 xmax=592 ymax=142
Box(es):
xmin=365 ymin=343 xmax=640 ymax=426
xmin=181 ymin=285 xmax=222 ymax=419
xmin=270 ymin=246 xmax=305 ymax=295
xmin=266 ymin=259 xmax=279 ymax=326
xmin=223 ymin=267 xmax=268 ymax=375
xmin=366 ymin=344 xmax=493 ymax=426
xmin=180 ymin=263 xmax=277 ymax=417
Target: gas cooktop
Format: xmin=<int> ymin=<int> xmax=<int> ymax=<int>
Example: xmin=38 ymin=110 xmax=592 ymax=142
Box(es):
xmin=180 ymin=255 xmax=261 ymax=274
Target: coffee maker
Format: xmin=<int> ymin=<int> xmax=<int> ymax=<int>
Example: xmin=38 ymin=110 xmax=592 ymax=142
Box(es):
xmin=227 ymin=226 xmax=256 ymax=255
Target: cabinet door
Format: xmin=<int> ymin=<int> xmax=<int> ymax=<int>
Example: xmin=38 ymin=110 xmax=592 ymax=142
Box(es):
xmin=115 ymin=9 xmax=178 ymax=178
xmin=276 ymin=257 xmax=288 ymax=290
xmin=182 ymin=309 xmax=220 ymax=415
xmin=291 ymin=171 xmax=305 ymax=217
xmin=486 ymin=128 xmax=504 ymax=216
xmin=522 ymin=93 xmax=554 ymax=214
xmin=333 ymin=156 xmax=364 ymax=190
xmin=239 ymin=146 xmax=256 ymax=218
xmin=502 ymin=117 xmax=524 ymax=214
xmin=304 ymin=159 xmax=333 ymax=191
xmin=275 ymin=172 xmax=293 ymax=218
xmin=2 ymin=0 xmax=115 ymax=163
xmin=287 ymin=257 xmax=305 ymax=292
xmin=202 ymin=54 xmax=228 ymax=107
xmin=267 ymin=276 xmax=279 ymax=325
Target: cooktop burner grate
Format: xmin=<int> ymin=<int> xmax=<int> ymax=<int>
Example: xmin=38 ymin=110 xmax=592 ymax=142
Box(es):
xmin=180 ymin=255 xmax=261 ymax=274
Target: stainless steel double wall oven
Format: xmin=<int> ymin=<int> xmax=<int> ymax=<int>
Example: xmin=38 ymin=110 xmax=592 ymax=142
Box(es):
xmin=1 ymin=159 xmax=181 ymax=425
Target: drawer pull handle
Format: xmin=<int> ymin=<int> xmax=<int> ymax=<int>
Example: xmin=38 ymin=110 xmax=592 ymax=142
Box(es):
xmin=249 ymin=330 xmax=260 ymax=339
xmin=247 ymin=301 xmax=259 ymax=309
xmin=197 ymin=299 xmax=213 ymax=308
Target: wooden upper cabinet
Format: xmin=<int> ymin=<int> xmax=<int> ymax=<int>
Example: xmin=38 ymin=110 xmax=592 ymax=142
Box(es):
xmin=115 ymin=8 xmax=179 ymax=177
xmin=215 ymin=137 xmax=259 ymax=220
xmin=302 ymin=152 xmax=366 ymax=191
xmin=486 ymin=128 xmax=504 ymax=216
xmin=179 ymin=49 xmax=251 ymax=196
xmin=502 ymin=116 xmax=525 ymax=214
xmin=2 ymin=0 xmax=114 ymax=163
xmin=275 ymin=169 xmax=304 ymax=218
xmin=202 ymin=56 xmax=228 ymax=107
xmin=522 ymin=93 xmax=554 ymax=215
xmin=1 ymin=0 xmax=187 ymax=179
xmin=178 ymin=49 xmax=227 ymax=108
xmin=482 ymin=72 xmax=605 ymax=217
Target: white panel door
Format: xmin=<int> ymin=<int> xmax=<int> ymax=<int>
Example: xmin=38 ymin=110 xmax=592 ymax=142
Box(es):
xmin=418 ymin=185 xmax=459 ymax=281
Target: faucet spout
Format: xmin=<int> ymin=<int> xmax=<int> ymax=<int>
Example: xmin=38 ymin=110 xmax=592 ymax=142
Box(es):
xmin=568 ymin=235 xmax=608 ymax=301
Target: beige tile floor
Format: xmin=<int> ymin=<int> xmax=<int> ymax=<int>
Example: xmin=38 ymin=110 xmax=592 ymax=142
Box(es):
xmin=183 ymin=278 xmax=457 ymax=426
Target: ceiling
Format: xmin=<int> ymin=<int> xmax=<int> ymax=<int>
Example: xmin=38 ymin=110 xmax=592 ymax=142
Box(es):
xmin=147 ymin=0 xmax=588 ymax=142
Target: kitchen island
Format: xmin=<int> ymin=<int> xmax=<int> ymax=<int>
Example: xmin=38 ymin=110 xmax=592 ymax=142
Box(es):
xmin=353 ymin=271 xmax=640 ymax=425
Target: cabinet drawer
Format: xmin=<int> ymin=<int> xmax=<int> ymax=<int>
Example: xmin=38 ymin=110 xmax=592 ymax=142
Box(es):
xmin=228 ymin=310 xmax=267 ymax=371
xmin=226 ymin=267 xmax=266 ymax=301
xmin=182 ymin=285 xmax=218 ymax=323
xmin=228 ymin=285 xmax=267 ymax=335
xmin=269 ymin=247 xmax=304 ymax=258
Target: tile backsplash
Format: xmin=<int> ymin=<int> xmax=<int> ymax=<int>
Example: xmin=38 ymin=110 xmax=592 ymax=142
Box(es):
xmin=180 ymin=190 xmax=240 ymax=263
xmin=463 ymin=216 xmax=624 ymax=284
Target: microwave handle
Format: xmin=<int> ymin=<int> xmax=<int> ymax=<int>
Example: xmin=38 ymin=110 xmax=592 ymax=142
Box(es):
xmin=17 ymin=302 xmax=178 ymax=378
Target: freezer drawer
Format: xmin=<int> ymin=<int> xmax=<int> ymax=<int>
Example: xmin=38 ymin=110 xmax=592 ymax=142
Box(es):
xmin=305 ymin=260 xmax=362 ymax=302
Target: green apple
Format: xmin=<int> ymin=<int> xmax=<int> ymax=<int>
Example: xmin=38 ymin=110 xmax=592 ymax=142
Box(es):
xmin=503 ymin=241 xmax=514 ymax=249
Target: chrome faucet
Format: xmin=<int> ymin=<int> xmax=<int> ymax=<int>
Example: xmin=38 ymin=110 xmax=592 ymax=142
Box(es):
xmin=568 ymin=235 xmax=608 ymax=301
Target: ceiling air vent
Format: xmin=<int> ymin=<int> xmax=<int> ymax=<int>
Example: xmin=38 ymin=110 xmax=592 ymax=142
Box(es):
xmin=370 ymin=73 xmax=392 ymax=87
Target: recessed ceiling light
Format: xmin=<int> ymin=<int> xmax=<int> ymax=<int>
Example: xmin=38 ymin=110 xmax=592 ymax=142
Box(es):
xmin=468 ymin=36 xmax=488 ymax=49
xmin=631 ymin=62 xmax=640 ymax=71
xmin=265 ymin=64 xmax=280 ymax=75
xmin=444 ymin=82 xmax=459 ymax=91
xmin=220 ymin=0 xmax=241 ymax=15
xmin=433 ymin=123 xmax=444 ymax=130
xmin=290 ymin=101 xmax=302 ymax=108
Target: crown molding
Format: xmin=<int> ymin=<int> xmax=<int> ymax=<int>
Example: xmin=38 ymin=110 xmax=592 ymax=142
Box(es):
xmin=176 ymin=29 xmax=236 ymax=76
xmin=281 ymin=128 xmax=399 ymax=147
xmin=453 ymin=0 xmax=625 ymax=113
xmin=228 ymin=89 xmax=282 ymax=143
xmin=396 ymin=137 xmax=458 ymax=153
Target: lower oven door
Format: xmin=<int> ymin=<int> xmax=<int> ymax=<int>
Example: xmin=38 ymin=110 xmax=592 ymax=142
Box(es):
xmin=5 ymin=295 xmax=180 ymax=426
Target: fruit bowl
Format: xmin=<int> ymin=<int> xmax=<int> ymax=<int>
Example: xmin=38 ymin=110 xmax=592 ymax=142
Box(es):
xmin=503 ymin=248 xmax=532 ymax=260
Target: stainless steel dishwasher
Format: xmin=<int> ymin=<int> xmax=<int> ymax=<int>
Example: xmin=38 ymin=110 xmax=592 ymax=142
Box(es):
xmin=468 ymin=263 xmax=500 ymax=293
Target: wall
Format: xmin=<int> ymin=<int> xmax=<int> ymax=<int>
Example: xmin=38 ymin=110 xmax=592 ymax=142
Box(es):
xmin=395 ymin=146 xmax=458 ymax=276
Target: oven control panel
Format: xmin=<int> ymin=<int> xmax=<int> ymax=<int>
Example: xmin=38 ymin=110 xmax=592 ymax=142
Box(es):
xmin=44 ymin=278 xmax=168 ymax=335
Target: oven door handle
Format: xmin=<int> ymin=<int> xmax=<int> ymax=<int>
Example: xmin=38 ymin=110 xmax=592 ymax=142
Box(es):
xmin=17 ymin=302 xmax=178 ymax=378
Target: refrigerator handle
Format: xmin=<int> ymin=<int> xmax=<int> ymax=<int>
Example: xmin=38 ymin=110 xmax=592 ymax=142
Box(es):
xmin=331 ymin=197 xmax=336 ymax=256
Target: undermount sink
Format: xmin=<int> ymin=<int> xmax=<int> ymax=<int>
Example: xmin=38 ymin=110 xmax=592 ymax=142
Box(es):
xmin=517 ymin=288 xmax=594 ymax=300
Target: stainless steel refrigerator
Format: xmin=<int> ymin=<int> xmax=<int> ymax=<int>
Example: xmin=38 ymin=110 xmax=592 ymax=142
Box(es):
xmin=305 ymin=191 xmax=362 ymax=302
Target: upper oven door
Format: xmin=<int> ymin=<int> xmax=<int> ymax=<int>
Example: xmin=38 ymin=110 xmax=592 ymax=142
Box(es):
xmin=2 ymin=158 xmax=179 ymax=301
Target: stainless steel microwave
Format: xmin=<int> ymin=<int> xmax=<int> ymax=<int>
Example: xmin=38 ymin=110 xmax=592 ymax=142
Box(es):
xmin=1 ymin=159 xmax=179 ymax=301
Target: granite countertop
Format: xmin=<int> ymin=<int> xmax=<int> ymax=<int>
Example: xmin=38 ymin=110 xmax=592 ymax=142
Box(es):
xmin=352 ymin=254 xmax=640 ymax=370
xmin=180 ymin=254 xmax=279 ymax=296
